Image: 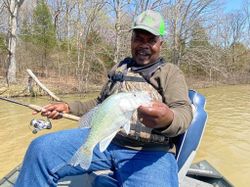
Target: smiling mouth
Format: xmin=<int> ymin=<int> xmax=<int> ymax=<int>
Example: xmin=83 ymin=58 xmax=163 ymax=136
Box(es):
xmin=136 ymin=50 xmax=151 ymax=58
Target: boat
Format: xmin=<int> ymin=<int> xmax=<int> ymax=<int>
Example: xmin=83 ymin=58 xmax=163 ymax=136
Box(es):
xmin=186 ymin=160 xmax=234 ymax=187
xmin=0 ymin=90 xmax=234 ymax=186
xmin=0 ymin=160 xmax=234 ymax=187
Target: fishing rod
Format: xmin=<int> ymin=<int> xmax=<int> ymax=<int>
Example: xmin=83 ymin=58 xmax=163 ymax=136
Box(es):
xmin=0 ymin=96 xmax=80 ymax=121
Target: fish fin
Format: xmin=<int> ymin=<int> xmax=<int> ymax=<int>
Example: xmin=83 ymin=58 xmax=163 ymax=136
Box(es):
xmin=99 ymin=130 xmax=118 ymax=152
xmin=69 ymin=145 xmax=93 ymax=170
xmin=123 ymin=122 xmax=131 ymax=134
xmin=78 ymin=106 xmax=99 ymax=128
xmin=122 ymin=111 xmax=133 ymax=134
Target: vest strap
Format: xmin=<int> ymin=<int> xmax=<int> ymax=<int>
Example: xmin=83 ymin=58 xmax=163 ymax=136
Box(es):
xmin=118 ymin=131 xmax=170 ymax=145
xmin=111 ymin=72 xmax=146 ymax=82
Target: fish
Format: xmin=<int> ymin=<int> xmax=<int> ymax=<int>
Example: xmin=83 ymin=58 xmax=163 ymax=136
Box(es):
xmin=69 ymin=91 xmax=152 ymax=170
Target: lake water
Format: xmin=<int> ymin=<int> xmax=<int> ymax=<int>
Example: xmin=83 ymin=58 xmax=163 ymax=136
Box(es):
xmin=0 ymin=85 xmax=249 ymax=186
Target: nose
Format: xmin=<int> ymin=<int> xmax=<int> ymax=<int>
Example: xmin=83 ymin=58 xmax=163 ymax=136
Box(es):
xmin=138 ymin=43 xmax=150 ymax=49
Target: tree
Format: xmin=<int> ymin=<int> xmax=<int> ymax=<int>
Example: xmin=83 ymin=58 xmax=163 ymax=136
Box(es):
xmin=210 ymin=9 xmax=249 ymax=81
xmin=165 ymin=0 xmax=218 ymax=66
xmin=20 ymin=17 xmax=32 ymax=42
xmin=105 ymin=0 xmax=131 ymax=64
xmin=0 ymin=33 xmax=6 ymax=51
xmin=4 ymin=0 xmax=25 ymax=85
xmin=184 ymin=23 xmax=211 ymax=78
xmin=189 ymin=22 xmax=210 ymax=48
xmin=32 ymin=0 xmax=56 ymax=76
xmin=227 ymin=12 xmax=247 ymax=64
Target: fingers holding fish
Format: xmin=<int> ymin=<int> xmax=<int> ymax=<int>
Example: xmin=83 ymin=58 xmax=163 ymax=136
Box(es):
xmin=137 ymin=101 xmax=174 ymax=129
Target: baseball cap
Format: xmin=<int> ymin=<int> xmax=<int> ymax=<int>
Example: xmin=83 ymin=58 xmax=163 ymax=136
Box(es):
xmin=131 ymin=10 xmax=165 ymax=36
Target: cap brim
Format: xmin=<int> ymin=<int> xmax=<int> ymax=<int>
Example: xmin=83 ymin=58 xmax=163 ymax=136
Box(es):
xmin=131 ymin=26 xmax=160 ymax=36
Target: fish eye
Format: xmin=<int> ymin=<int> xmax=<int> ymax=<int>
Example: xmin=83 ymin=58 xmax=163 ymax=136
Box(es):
xmin=133 ymin=92 xmax=140 ymax=97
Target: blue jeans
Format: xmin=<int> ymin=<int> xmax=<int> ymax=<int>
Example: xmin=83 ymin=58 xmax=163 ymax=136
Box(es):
xmin=15 ymin=128 xmax=178 ymax=187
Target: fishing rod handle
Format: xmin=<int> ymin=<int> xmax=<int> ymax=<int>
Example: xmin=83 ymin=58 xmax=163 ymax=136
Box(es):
xmin=61 ymin=113 xmax=80 ymax=121
xmin=28 ymin=104 xmax=43 ymax=112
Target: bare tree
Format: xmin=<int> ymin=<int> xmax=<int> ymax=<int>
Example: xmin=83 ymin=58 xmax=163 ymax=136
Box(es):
xmin=165 ymin=0 xmax=218 ymax=66
xmin=129 ymin=0 xmax=168 ymax=13
xmin=51 ymin=0 xmax=77 ymax=64
xmin=4 ymin=0 xmax=25 ymax=85
xmin=105 ymin=0 xmax=131 ymax=64
xmin=242 ymin=0 xmax=250 ymax=44
xmin=0 ymin=2 xmax=8 ymax=32
xmin=73 ymin=0 xmax=106 ymax=91
xmin=228 ymin=11 xmax=247 ymax=64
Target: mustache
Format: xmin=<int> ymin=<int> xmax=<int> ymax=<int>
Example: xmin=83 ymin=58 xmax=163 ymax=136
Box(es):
xmin=136 ymin=48 xmax=151 ymax=55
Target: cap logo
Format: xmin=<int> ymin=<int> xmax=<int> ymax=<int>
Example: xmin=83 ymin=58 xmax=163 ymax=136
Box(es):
xmin=145 ymin=16 xmax=154 ymax=25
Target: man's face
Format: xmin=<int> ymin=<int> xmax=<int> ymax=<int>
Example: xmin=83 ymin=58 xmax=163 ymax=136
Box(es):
xmin=131 ymin=29 xmax=163 ymax=66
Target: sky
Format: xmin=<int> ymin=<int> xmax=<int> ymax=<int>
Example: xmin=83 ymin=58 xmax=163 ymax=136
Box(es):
xmin=225 ymin=0 xmax=244 ymax=11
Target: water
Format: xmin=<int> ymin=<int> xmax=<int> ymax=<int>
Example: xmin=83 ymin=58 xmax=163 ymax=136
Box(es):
xmin=0 ymin=85 xmax=249 ymax=186
xmin=194 ymin=85 xmax=250 ymax=187
xmin=0 ymin=94 xmax=95 ymax=181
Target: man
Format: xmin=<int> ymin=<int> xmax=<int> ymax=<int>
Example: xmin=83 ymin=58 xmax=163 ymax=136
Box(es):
xmin=15 ymin=10 xmax=192 ymax=187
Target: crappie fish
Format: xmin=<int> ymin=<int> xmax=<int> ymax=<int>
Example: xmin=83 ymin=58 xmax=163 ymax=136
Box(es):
xmin=69 ymin=91 xmax=152 ymax=169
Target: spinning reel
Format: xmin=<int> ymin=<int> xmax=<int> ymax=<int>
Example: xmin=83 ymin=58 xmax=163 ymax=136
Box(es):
xmin=30 ymin=118 xmax=52 ymax=134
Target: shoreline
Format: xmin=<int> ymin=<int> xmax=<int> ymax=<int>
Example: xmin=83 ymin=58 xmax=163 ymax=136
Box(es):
xmin=0 ymin=77 xmax=249 ymax=98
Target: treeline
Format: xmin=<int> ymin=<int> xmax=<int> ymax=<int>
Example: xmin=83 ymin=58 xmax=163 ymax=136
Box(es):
xmin=0 ymin=0 xmax=250 ymax=92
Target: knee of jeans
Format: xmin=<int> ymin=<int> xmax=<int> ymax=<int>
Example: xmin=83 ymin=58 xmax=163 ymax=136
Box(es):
xmin=26 ymin=135 xmax=52 ymax=162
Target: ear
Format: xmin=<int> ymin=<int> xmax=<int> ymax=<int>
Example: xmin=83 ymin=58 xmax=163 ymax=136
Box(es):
xmin=159 ymin=39 xmax=163 ymax=47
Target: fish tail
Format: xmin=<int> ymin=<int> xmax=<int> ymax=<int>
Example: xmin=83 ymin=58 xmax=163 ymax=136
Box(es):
xmin=69 ymin=145 xmax=93 ymax=170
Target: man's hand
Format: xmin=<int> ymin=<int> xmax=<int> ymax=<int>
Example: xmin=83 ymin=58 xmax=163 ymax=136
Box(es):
xmin=33 ymin=103 xmax=70 ymax=120
xmin=137 ymin=101 xmax=174 ymax=129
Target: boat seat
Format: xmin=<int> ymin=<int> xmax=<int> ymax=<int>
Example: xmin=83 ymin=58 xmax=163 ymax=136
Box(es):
xmin=175 ymin=89 xmax=208 ymax=185
xmin=88 ymin=89 xmax=208 ymax=187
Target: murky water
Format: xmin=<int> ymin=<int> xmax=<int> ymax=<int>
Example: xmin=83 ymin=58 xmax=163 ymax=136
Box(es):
xmin=0 ymin=94 xmax=96 ymax=181
xmin=194 ymin=85 xmax=250 ymax=187
xmin=0 ymin=85 xmax=249 ymax=186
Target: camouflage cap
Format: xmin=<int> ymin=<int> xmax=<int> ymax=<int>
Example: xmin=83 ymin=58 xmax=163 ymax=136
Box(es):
xmin=131 ymin=10 xmax=165 ymax=36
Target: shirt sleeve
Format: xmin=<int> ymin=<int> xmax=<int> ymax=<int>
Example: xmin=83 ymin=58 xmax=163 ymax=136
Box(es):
xmin=151 ymin=63 xmax=193 ymax=137
xmin=67 ymin=99 xmax=98 ymax=117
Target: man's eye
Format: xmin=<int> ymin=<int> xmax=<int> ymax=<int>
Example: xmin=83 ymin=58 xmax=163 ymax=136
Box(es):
xmin=149 ymin=39 xmax=157 ymax=45
xmin=134 ymin=37 xmax=142 ymax=42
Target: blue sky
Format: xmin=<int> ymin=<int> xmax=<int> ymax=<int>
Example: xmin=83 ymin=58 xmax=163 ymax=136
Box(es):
xmin=225 ymin=0 xmax=244 ymax=11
